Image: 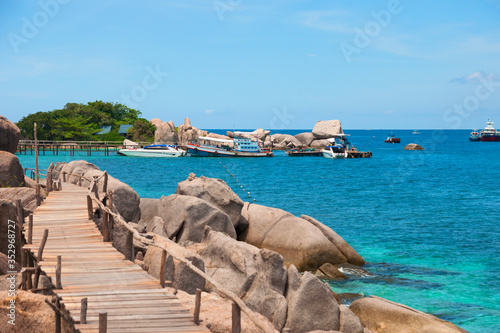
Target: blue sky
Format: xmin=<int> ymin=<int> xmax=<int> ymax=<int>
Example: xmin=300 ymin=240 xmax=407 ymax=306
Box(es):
xmin=1 ymin=0 xmax=499 ymax=129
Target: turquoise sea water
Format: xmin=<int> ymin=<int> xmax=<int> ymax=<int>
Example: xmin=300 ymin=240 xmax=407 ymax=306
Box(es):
xmin=17 ymin=129 xmax=500 ymax=332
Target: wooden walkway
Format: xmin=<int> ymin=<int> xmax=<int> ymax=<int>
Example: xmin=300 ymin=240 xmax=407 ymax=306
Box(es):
xmin=23 ymin=183 xmax=208 ymax=333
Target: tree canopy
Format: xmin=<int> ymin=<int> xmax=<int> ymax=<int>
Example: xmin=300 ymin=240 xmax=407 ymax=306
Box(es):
xmin=17 ymin=101 xmax=154 ymax=142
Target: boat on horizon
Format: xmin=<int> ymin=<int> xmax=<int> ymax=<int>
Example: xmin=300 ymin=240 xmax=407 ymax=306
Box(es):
xmin=187 ymin=132 xmax=273 ymax=157
xmin=118 ymin=144 xmax=187 ymax=157
xmin=321 ymin=134 xmax=372 ymax=159
xmin=469 ymin=129 xmax=480 ymax=141
xmin=385 ymin=132 xmax=401 ymax=143
xmin=479 ymin=119 xmax=500 ymax=141
xmin=412 ymin=129 xmax=420 ymax=134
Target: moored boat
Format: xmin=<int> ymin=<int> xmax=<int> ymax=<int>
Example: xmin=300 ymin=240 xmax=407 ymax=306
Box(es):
xmin=385 ymin=132 xmax=401 ymax=143
xmin=286 ymin=148 xmax=323 ymax=156
xmin=118 ymin=144 xmax=187 ymax=157
xmin=480 ymin=119 xmax=500 ymax=141
xmin=469 ymin=130 xmax=480 ymax=141
xmin=187 ymin=132 xmax=273 ymax=157
xmin=321 ymin=134 xmax=372 ymax=159
xmin=412 ymin=129 xmax=420 ymax=134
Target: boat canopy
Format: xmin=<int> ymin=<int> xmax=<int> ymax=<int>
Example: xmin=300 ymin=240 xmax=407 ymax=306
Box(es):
xmin=198 ymin=136 xmax=233 ymax=144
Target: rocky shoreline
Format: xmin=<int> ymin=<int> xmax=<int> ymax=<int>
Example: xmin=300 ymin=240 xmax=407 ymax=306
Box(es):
xmin=0 ymin=114 xmax=468 ymax=333
xmin=152 ymin=117 xmax=344 ymax=150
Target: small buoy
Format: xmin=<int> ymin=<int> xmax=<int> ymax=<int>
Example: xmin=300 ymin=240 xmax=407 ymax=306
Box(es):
xmin=253 ymin=199 xmax=256 ymax=202
xmin=242 ymin=189 xmax=245 ymax=192
xmin=240 ymin=185 xmax=243 ymax=188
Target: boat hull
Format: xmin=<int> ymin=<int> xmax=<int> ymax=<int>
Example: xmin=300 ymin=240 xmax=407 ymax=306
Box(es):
xmin=118 ymin=149 xmax=186 ymax=157
xmin=480 ymin=135 xmax=500 ymax=142
xmin=385 ymin=138 xmax=401 ymax=143
xmin=321 ymin=150 xmax=348 ymax=159
xmin=187 ymin=144 xmax=272 ymax=157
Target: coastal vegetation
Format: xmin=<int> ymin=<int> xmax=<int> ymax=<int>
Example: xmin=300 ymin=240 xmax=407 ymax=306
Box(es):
xmin=16 ymin=101 xmax=155 ymax=142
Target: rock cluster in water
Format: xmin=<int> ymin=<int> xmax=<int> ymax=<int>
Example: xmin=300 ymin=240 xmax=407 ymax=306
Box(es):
xmin=151 ymin=117 xmax=345 ymax=149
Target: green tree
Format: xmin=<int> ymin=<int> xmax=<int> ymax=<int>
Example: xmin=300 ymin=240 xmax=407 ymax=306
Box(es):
xmin=127 ymin=119 xmax=155 ymax=142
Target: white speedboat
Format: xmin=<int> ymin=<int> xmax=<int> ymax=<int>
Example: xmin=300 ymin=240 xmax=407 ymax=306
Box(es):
xmin=118 ymin=145 xmax=187 ymax=157
xmin=321 ymin=134 xmax=372 ymax=159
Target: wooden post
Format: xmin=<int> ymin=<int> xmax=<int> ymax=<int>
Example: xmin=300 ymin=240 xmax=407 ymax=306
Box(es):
xmin=87 ymin=195 xmax=93 ymax=220
xmin=81 ymin=298 xmax=88 ymax=324
xmin=46 ymin=162 xmax=54 ymax=193
xmin=127 ymin=231 xmax=134 ymax=262
xmin=56 ymin=255 xmax=62 ymax=289
xmin=55 ymin=296 xmax=61 ymax=333
xmin=21 ymin=271 xmax=27 ymax=290
xmin=26 ymin=269 xmax=33 ymax=290
xmin=38 ymin=229 xmax=49 ymax=262
xmin=99 ymin=312 xmax=107 ymax=333
xmin=232 ymin=302 xmax=241 ymax=333
xmin=62 ymin=171 xmax=66 ymax=182
xmin=36 ymin=183 xmax=41 ymax=206
xmin=34 ymin=123 xmax=39 ymax=184
xmin=194 ymin=288 xmax=202 ymax=325
xmin=78 ymin=175 xmax=82 ymax=187
xmin=102 ymin=210 xmax=110 ymax=242
xmin=160 ymin=249 xmax=166 ymax=288
xmin=33 ymin=265 xmax=40 ymax=289
xmin=93 ymin=178 xmax=99 ymax=201
xmin=103 ymin=172 xmax=108 ymax=194
xmin=28 ymin=215 xmax=33 ymax=244
xmin=58 ymin=179 xmax=62 ymax=191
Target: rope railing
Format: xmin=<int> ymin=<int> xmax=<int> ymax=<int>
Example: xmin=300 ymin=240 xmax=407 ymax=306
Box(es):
xmin=86 ymin=177 xmax=275 ymax=333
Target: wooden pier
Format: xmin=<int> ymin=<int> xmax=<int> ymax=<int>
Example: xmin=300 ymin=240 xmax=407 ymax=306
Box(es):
xmin=16 ymin=140 xmax=149 ymax=156
xmin=22 ymin=182 xmax=209 ymax=333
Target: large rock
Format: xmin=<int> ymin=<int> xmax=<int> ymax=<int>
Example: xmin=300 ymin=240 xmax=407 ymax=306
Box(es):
xmin=312 ymin=120 xmax=343 ymax=139
xmin=207 ymin=132 xmax=231 ymax=141
xmin=145 ymin=216 xmax=168 ymax=238
xmin=0 ymin=152 xmax=24 ymax=187
xmin=176 ymin=174 xmax=245 ymax=231
xmin=158 ymin=194 xmax=236 ymax=243
xmin=143 ymin=235 xmax=205 ymax=294
xmin=190 ymin=229 xmax=288 ymax=330
xmin=294 ymin=132 xmax=316 ymax=146
xmin=58 ymin=161 xmax=141 ymax=222
xmin=310 ymin=139 xmax=331 ymax=147
xmin=139 ymin=198 xmax=161 ymax=224
xmin=149 ymin=118 xmax=163 ymax=128
xmin=339 ymin=304 xmax=364 ymax=333
xmin=271 ymin=134 xmax=303 ymax=148
xmin=154 ymin=121 xmax=178 ymax=145
xmin=301 ymin=215 xmax=364 ymax=266
xmin=0 ymin=115 xmax=20 ymax=154
xmin=0 ymin=188 xmax=37 ymax=217
xmin=0 ymin=200 xmax=21 ymax=263
xmin=404 ymin=143 xmax=424 ymax=150
xmin=240 ymin=203 xmax=347 ymax=271
xmin=285 ymin=265 xmax=340 ymax=332
xmin=349 ymin=296 xmax=467 ymax=333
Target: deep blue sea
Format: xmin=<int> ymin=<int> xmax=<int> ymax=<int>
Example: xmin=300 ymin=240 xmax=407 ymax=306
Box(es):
xmin=17 ymin=129 xmax=500 ymax=332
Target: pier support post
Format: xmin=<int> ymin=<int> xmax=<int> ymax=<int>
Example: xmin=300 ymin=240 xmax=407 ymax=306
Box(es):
xmin=28 ymin=215 xmax=33 ymax=244
xmin=160 ymin=249 xmax=166 ymax=288
xmin=87 ymin=195 xmax=93 ymax=220
xmin=127 ymin=231 xmax=134 ymax=262
xmin=102 ymin=210 xmax=110 ymax=242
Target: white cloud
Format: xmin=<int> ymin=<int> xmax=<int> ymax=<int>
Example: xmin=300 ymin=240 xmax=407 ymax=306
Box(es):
xmin=450 ymin=71 xmax=500 ymax=84
xmin=205 ymin=109 xmax=215 ymax=114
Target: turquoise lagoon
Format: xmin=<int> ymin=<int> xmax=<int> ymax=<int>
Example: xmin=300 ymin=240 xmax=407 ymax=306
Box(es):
xmin=17 ymin=130 xmax=500 ymax=332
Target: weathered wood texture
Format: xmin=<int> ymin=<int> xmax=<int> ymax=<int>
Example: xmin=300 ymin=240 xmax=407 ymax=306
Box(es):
xmin=25 ymin=183 xmax=208 ymax=333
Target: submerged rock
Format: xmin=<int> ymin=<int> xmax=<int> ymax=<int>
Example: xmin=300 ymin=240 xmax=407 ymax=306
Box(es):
xmin=349 ymin=296 xmax=467 ymax=333
xmin=404 ymin=143 xmax=424 ymax=150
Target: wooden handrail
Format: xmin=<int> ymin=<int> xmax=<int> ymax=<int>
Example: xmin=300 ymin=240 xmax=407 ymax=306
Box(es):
xmin=86 ymin=178 xmax=274 ymax=333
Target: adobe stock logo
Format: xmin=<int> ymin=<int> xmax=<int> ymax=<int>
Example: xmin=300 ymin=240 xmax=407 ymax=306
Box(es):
xmin=339 ymin=0 xmax=406 ymax=63
xmin=7 ymin=0 xmax=70 ymax=54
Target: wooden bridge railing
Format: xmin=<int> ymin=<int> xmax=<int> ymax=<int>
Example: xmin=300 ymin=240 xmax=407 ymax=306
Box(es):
xmin=86 ymin=175 xmax=275 ymax=333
